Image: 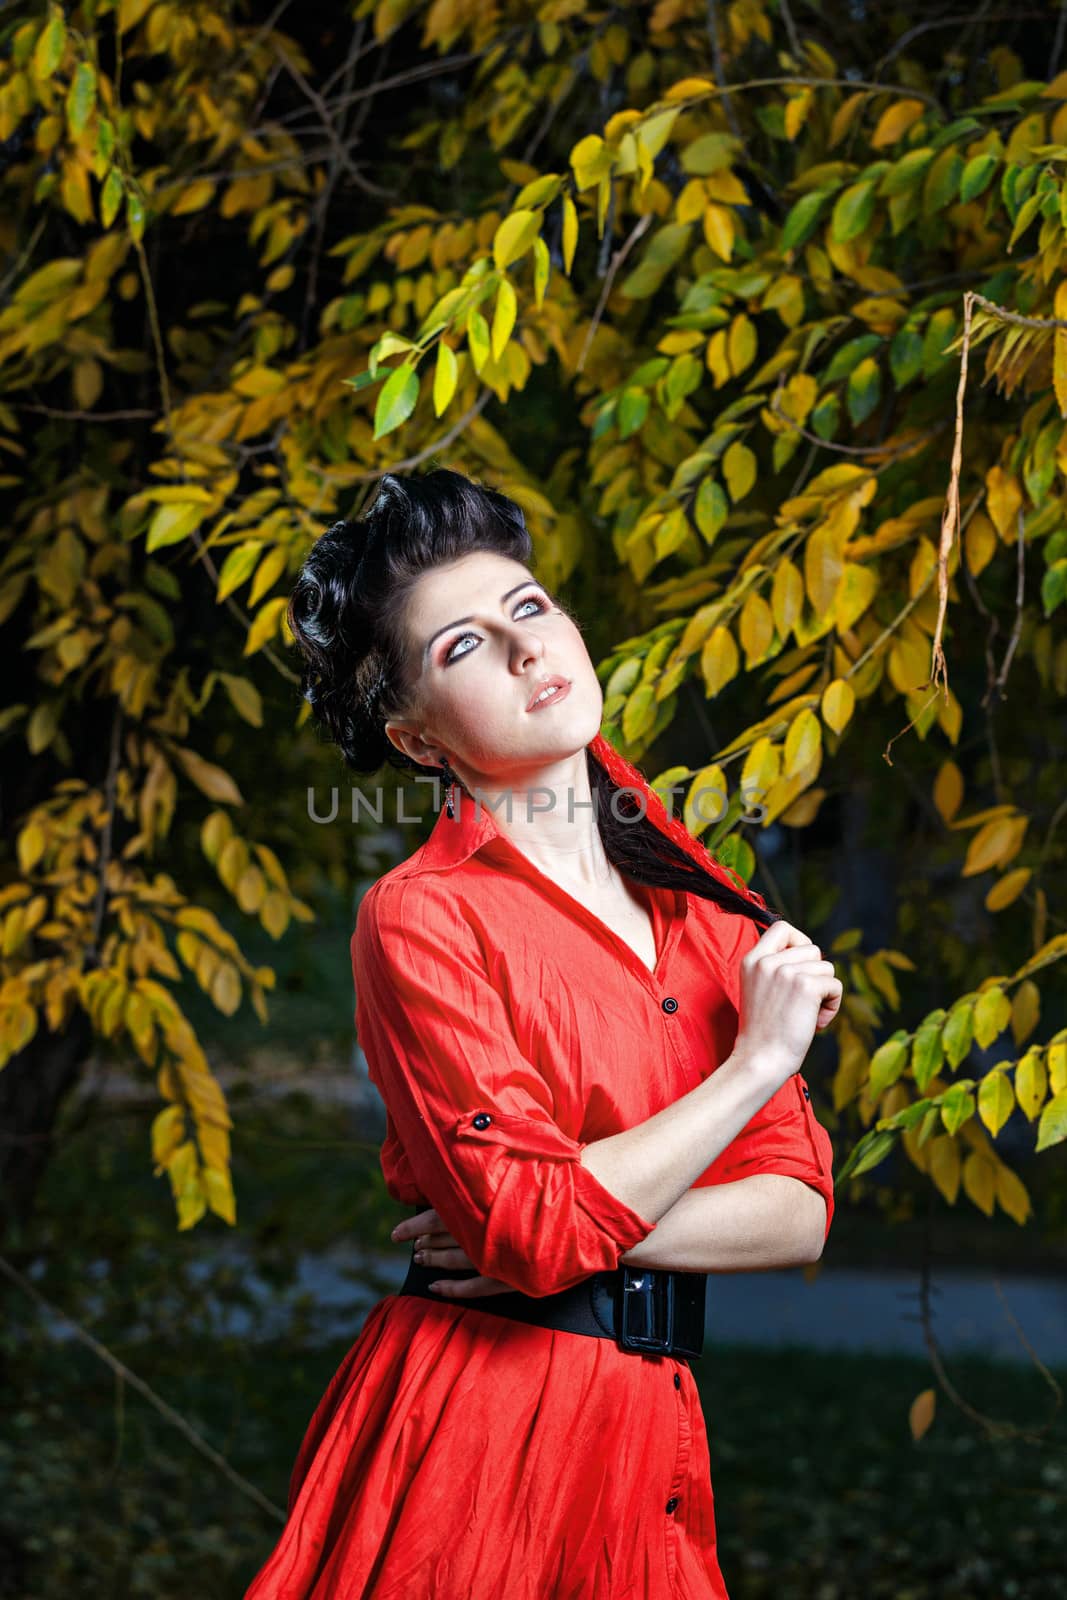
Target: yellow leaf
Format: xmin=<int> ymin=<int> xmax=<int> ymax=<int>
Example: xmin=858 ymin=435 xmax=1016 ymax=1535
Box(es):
xmin=235 ymin=865 xmax=267 ymax=914
xmin=961 ymin=814 xmax=1028 ymax=877
xmin=244 ymin=596 xmax=287 ymax=657
xmin=1054 ymin=330 xmax=1067 ymax=419
xmin=771 ymin=558 xmax=804 ymax=636
xmin=804 ymin=521 xmax=845 ymax=615
xmin=491 ymin=277 xmax=517 ymax=363
xmin=151 ymin=1105 xmax=185 ymax=1168
xmin=964 ymin=511 xmax=997 ymax=577
xmin=871 ymin=98 xmax=926 ymax=148
xmin=977 ymin=1067 xmax=1014 ymax=1137
xmin=1015 ymin=1046 xmax=1046 ymax=1120
xmin=562 ymin=194 xmax=578 ymax=273
xmin=433 ymin=340 xmax=457 ymax=416
xmin=933 ymin=759 xmax=963 ymax=823
xmin=784 ymin=708 xmax=821 ymax=778
xmin=211 ymin=960 xmax=241 ymax=1017
xmin=962 ymin=1149 xmax=996 ymax=1217
xmin=701 ymin=625 xmax=739 ymax=697
xmin=738 ymin=591 xmax=774 ymax=666
xmin=821 ymin=678 xmax=855 ymax=734
xmin=705 ymin=329 xmax=730 ymax=386
xmin=829 ymin=91 xmax=867 ymax=149
xmin=203 ymin=1164 xmax=236 ymax=1225
xmin=172 ymin=746 xmax=244 ymax=806
xmin=985 ymin=867 xmax=1030 ymax=911
xmin=723 ymin=441 xmax=756 ymax=502
xmin=219 ymin=673 xmax=263 ymax=728
xmin=702 ymin=202 xmax=734 ymax=260
xmin=985 ymin=465 xmax=1022 ymax=539
xmin=261 ymin=890 xmax=290 ymax=939
xmin=908 ymin=1388 xmax=936 ymax=1441
xmin=928 ymin=1134 xmax=960 ymax=1204
xmin=684 ymin=763 xmax=727 ymax=837
xmin=727 ymin=313 xmax=757 ymax=375
xmin=171 ymin=179 xmax=215 ymax=215
xmin=784 ymin=89 xmax=813 ymax=140
xmin=16 ymin=821 xmax=46 ymax=874
xmin=994 ymin=1163 xmax=1031 ymax=1224
xmin=740 ymin=737 xmax=780 ymax=807
xmin=1012 ymin=978 xmax=1040 ymax=1047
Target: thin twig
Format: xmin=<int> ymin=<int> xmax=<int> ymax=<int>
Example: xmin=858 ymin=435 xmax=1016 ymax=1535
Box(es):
xmin=15 ymin=402 xmax=157 ymax=421
xmin=576 ymin=213 xmax=653 ymax=374
xmin=0 ymin=1253 xmax=286 ymax=1524
xmin=706 ymin=0 xmax=746 ymax=149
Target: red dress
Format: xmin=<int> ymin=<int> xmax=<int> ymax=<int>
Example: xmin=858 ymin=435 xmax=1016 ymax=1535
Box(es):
xmin=244 ymin=788 xmax=835 ymax=1600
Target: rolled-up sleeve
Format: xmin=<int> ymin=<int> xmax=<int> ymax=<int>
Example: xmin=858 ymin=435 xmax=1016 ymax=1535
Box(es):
xmin=351 ymin=877 xmax=657 ymax=1297
xmin=699 ymin=1072 xmax=836 ymax=1243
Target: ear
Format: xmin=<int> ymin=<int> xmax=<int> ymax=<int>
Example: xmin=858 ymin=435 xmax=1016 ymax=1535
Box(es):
xmin=384 ymin=718 xmax=442 ymax=769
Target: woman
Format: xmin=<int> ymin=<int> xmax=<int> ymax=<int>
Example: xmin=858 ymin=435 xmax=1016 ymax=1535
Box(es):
xmin=244 ymin=468 xmax=842 ymax=1600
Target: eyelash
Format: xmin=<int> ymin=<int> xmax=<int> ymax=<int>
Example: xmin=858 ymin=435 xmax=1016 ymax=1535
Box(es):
xmin=443 ymin=592 xmax=551 ymax=664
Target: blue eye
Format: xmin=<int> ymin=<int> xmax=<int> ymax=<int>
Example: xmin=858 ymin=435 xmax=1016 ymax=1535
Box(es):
xmin=443 ymin=593 xmax=549 ymax=664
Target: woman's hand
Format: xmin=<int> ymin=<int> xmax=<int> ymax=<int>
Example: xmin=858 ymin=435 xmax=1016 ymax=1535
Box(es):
xmin=391 ymin=1207 xmax=516 ymax=1300
xmin=735 ymin=918 xmax=844 ymax=1094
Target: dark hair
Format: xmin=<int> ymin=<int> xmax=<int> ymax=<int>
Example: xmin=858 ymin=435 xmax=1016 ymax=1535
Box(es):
xmin=288 ymin=467 xmax=776 ymax=929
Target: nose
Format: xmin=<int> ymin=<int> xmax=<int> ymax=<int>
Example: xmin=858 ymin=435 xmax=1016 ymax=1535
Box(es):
xmin=509 ymin=624 xmax=545 ymax=671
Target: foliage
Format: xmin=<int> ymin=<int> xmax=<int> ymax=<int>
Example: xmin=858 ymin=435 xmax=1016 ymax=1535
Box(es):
xmin=2 ymin=1 xmax=1067 ymax=1234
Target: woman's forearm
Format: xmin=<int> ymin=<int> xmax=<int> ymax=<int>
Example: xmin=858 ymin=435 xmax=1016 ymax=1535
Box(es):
xmin=617 ymin=1176 xmax=826 ymax=1272
xmin=578 ymin=1041 xmax=780 ymax=1224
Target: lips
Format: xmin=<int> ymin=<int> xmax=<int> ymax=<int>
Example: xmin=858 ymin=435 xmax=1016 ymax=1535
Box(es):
xmin=526 ymin=677 xmax=572 ymax=711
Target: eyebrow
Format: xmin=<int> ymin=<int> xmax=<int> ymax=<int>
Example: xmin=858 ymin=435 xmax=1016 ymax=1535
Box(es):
xmin=422 ymin=582 xmax=540 ymax=663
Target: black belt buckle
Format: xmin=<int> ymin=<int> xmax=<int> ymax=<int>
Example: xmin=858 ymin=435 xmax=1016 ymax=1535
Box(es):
xmin=614 ymin=1267 xmax=705 ymax=1359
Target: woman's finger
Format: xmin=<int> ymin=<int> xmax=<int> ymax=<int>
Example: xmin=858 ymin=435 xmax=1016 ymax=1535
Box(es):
xmin=428 ymin=1274 xmax=513 ymax=1299
xmin=391 ymin=1207 xmax=442 ymax=1242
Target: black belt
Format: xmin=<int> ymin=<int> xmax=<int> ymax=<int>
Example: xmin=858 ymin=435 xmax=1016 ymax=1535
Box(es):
xmin=398 ymin=1251 xmax=706 ymax=1360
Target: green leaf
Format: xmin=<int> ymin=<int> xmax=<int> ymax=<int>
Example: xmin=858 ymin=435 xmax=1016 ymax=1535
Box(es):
xmin=492 ymin=209 xmax=540 ymax=271
xmin=1041 ymin=559 xmax=1067 ymax=617
xmin=824 ymin=334 xmax=882 ymax=384
xmin=889 ymin=324 xmax=924 ymax=387
xmin=959 ymin=152 xmax=998 ymax=204
xmin=838 ymin=1127 xmax=897 ymax=1183
xmin=846 ymin=356 xmax=881 ymax=426
xmin=373 ymin=364 xmax=419 ymax=439
xmin=922 ymin=149 xmax=964 ymax=214
xmin=216 ymin=541 xmax=262 ymax=603
xmin=868 ymin=1030 xmax=909 ymax=1098
xmin=618 ymin=387 xmax=649 ymax=439
xmin=940 ymin=1082 xmax=976 ymax=1135
xmin=694 ymin=477 xmax=728 ymax=542
xmin=146 ymin=502 xmax=205 ymax=552
xmin=100 ymin=168 xmax=124 ymax=229
xmin=810 ymin=393 xmax=840 ymax=439
xmin=780 ymin=189 xmax=831 ymax=252
xmin=34 ymin=10 xmax=66 ymax=79
xmin=66 ymin=61 xmax=97 ymax=136
xmin=1036 ymin=1090 xmax=1067 ymax=1152
xmin=942 ymin=999 xmax=975 ymax=1069
xmin=911 ymin=1009 xmax=946 ymax=1093
xmin=878 ymin=147 xmax=935 ymax=198
xmin=619 ymin=223 xmax=693 ymax=299
xmin=830 ymin=180 xmax=876 ymax=244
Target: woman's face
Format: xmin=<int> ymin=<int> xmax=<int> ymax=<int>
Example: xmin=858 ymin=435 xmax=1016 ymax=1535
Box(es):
xmin=384 ymin=550 xmax=604 ymax=787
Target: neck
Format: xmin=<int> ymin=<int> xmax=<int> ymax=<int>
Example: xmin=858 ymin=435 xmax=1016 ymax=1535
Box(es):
xmin=456 ymin=747 xmax=617 ymax=887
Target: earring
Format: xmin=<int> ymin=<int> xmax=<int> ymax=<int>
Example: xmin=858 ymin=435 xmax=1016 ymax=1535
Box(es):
xmin=439 ymin=756 xmax=457 ymax=819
